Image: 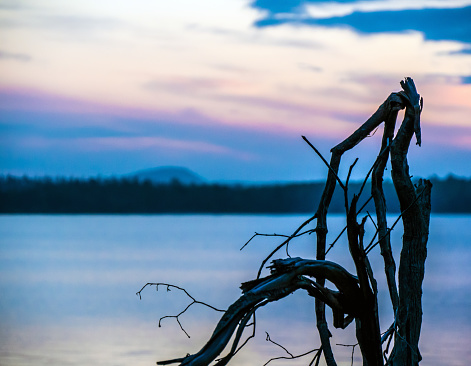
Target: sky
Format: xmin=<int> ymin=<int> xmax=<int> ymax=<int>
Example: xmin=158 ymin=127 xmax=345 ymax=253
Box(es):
xmin=1 ymin=0 xmax=471 ymax=182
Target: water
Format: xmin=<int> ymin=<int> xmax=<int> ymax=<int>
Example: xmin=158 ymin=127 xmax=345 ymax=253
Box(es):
xmin=0 ymin=214 xmax=470 ymax=365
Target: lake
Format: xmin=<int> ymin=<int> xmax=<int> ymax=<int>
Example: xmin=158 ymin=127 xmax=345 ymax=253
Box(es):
xmin=0 ymin=214 xmax=470 ymax=365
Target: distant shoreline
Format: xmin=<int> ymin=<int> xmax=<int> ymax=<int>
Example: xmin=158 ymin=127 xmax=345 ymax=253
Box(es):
xmin=1 ymin=175 xmax=470 ymax=214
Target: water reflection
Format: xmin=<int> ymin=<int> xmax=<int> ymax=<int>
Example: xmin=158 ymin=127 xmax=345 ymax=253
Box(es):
xmin=0 ymin=215 xmax=470 ymax=365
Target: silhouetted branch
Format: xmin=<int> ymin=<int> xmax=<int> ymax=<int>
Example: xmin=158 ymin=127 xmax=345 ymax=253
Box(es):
xmin=136 ymin=283 xmax=224 ymax=338
xmin=240 ymin=229 xmax=317 ymax=251
xmin=256 ymin=215 xmax=317 ymax=278
xmin=365 ymin=184 xmax=428 ymax=255
xmin=325 ymin=195 xmax=374 ymax=255
xmin=302 ymin=136 xmax=346 ymax=190
xmin=155 ymin=258 xmax=361 ymax=365
xmin=337 ymin=343 xmax=358 ymax=366
xmin=141 ymin=78 xmax=431 ymax=366
xmin=263 ymin=332 xmax=321 ymax=366
xmin=265 ymin=332 xmax=293 ymax=358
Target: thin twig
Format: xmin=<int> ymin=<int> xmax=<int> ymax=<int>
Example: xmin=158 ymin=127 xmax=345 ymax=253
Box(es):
xmin=136 ymin=283 xmax=224 ymax=338
xmin=263 ymin=345 xmax=321 ymax=366
xmin=325 ymin=195 xmax=374 ymax=255
xmin=265 ymin=332 xmax=294 ymax=357
xmin=240 ymin=229 xmax=316 ymax=251
xmin=357 ymin=144 xmax=389 ymax=201
xmin=309 ymin=347 xmax=323 ymax=366
xmin=256 ymin=215 xmax=317 ymax=278
xmin=337 ymin=343 xmax=358 ymax=366
xmin=302 ymin=136 xmax=346 ymax=190
xmin=365 ymin=185 xmax=427 ymax=254
xmin=346 ymin=158 xmax=359 ymax=189
xmin=366 ymin=211 xmax=378 ymax=230
xmin=325 ymin=225 xmax=347 ymax=255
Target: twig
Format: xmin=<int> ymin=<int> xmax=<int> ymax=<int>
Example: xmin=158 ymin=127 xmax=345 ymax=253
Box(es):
xmin=325 ymin=196 xmax=373 ymax=255
xmin=309 ymin=347 xmax=323 ymax=366
xmin=256 ymin=214 xmax=317 ymax=278
xmin=337 ymin=343 xmax=358 ymax=366
xmin=240 ymin=229 xmax=316 ymax=251
xmin=302 ymin=136 xmax=346 ymax=190
xmin=343 ymin=159 xmax=359 ymax=211
xmin=136 ymin=283 xmax=224 ymax=338
xmin=365 ymin=185 xmax=427 ymax=254
xmin=263 ymin=341 xmax=321 ymax=366
xmin=357 ymin=143 xmax=389 ymax=202
xmin=366 ymin=211 xmax=378 ymax=230
xmin=265 ymin=332 xmax=293 ymax=357
xmin=325 ymin=225 xmax=347 ymax=255
xmin=346 ymin=158 xmax=359 ymax=190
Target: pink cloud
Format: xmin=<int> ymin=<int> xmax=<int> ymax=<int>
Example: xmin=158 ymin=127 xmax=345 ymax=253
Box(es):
xmin=74 ymin=136 xmax=230 ymax=154
xmin=9 ymin=135 xmax=256 ymax=160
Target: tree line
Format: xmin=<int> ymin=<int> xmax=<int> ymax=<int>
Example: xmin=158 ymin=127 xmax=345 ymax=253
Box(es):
xmin=0 ymin=174 xmax=469 ymax=214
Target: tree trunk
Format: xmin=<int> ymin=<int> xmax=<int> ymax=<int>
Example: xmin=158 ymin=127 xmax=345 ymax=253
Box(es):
xmin=389 ymin=78 xmax=432 ymax=365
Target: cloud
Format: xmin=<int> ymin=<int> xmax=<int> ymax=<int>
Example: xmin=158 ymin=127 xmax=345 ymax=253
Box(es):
xmin=3 ymin=134 xmax=239 ymax=156
xmin=0 ymin=1 xmax=25 ymax=10
xmin=143 ymin=77 xmax=238 ymax=95
xmin=0 ymin=50 xmax=32 ymax=62
xmin=185 ymin=23 xmax=322 ymax=49
xmin=304 ymin=0 xmax=471 ymax=18
xmin=0 ymin=8 xmax=129 ymax=43
xmin=70 ymin=136 xmax=235 ymax=155
xmin=251 ymin=0 xmax=471 ymax=16
xmin=251 ymin=1 xmax=471 ymax=46
xmin=462 ymin=76 xmax=471 ymax=84
xmin=316 ymin=6 xmax=471 ymax=44
xmin=298 ymin=62 xmax=323 ymax=72
xmin=251 ymin=0 xmax=307 ymax=14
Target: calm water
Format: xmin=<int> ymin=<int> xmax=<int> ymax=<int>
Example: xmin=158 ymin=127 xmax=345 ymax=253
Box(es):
xmin=0 ymin=214 xmax=470 ymax=365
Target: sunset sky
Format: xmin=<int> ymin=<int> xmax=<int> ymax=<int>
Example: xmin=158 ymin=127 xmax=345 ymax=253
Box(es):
xmin=1 ymin=0 xmax=471 ymax=182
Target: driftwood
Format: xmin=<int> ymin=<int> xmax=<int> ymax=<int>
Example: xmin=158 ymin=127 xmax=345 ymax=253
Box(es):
xmin=140 ymin=78 xmax=432 ymax=366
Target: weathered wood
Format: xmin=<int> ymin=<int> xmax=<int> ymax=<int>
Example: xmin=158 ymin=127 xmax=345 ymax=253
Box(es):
xmin=312 ymin=91 xmax=405 ymax=366
xmin=345 ymin=198 xmax=382 ymax=366
xmin=371 ymin=107 xmax=401 ymax=315
xmin=389 ymin=78 xmax=431 ymax=366
xmin=151 ymin=78 xmax=431 ymax=366
xmin=157 ymin=258 xmax=362 ymax=366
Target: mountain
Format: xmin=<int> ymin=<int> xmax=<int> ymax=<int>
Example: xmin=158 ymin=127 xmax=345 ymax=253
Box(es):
xmin=127 ymin=166 xmax=205 ymax=185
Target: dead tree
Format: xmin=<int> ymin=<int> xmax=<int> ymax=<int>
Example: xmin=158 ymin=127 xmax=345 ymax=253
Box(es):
xmin=138 ymin=78 xmax=432 ymax=366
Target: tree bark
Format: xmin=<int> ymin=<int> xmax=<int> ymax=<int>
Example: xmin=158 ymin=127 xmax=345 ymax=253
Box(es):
xmin=389 ymin=78 xmax=432 ymax=366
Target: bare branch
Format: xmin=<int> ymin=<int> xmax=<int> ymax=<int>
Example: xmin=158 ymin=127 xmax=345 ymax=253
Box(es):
xmin=263 ymin=345 xmax=321 ymax=366
xmin=345 ymin=158 xmax=359 ymax=190
xmin=325 ymin=195 xmax=374 ymax=256
xmin=256 ymin=215 xmax=317 ymax=278
xmin=157 ymin=258 xmax=361 ymax=366
xmin=137 ymin=283 xmax=224 ymax=338
xmin=365 ymin=184 xmax=429 ymax=255
xmin=240 ymin=229 xmax=317 ymax=251
xmin=337 ymin=343 xmax=358 ymax=366
xmin=265 ymin=332 xmax=293 ymax=358
xmin=302 ymin=136 xmax=345 ymax=190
